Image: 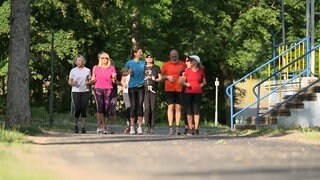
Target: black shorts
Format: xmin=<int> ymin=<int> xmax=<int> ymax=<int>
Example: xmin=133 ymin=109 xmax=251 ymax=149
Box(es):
xmin=165 ymin=92 xmax=182 ymax=105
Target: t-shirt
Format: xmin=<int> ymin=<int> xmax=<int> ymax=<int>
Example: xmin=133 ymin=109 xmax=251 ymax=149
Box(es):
xmin=162 ymin=60 xmax=186 ymax=92
xmin=69 ymin=67 xmax=91 ymax=92
xmin=184 ymin=68 xmax=205 ymax=94
xmin=124 ymin=59 xmax=145 ymax=88
xmin=93 ymin=65 xmax=116 ymax=89
xmin=144 ymin=65 xmax=161 ymax=91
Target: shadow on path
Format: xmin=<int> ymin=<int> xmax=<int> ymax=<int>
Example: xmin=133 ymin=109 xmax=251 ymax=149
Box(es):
xmin=30 ymin=133 xmax=245 ymax=146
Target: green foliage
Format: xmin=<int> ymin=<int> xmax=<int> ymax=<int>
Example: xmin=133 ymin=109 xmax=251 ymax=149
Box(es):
xmin=0 ymin=123 xmax=26 ymax=143
xmin=1 ymin=0 xmax=316 ymax=125
xmin=0 ymin=59 xmax=8 ymax=75
xmin=0 ymin=1 xmax=9 ymax=34
xmin=228 ymin=5 xmax=280 ymax=76
xmin=31 ymin=107 xmax=49 ymax=122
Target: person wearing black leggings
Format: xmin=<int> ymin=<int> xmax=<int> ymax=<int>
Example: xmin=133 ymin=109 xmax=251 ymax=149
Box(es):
xmin=124 ymin=46 xmax=146 ymax=135
xmin=180 ymin=55 xmax=206 ymax=135
xmin=68 ymin=55 xmax=91 ymax=133
xmin=143 ymin=54 xmax=162 ymax=134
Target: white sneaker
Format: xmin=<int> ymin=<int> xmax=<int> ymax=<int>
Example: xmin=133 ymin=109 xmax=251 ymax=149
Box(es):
xmin=96 ymin=128 xmax=103 ymax=134
xmin=137 ymin=126 xmax=143 ymax=135
xmin=129 ymin=126 xmax=136 ymax=135
xmin=102 ymin=128 xmax=109 ymax=134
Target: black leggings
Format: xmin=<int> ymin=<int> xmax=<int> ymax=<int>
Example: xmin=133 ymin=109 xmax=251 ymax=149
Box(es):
xmin=144 ymin=90 xmax=157 ymax=129
xmin=129 ymin=86 xmax=144 ymax=118
xmin=184 ymin=93 xmax=202 ymax=115
xmin=72 ymin=91 xmax=90 ymax=118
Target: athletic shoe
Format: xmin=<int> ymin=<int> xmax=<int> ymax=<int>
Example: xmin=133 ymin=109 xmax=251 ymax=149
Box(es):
xmin=194 ymin=129 xmax=200 ymax=135
xmin=144 ymin=127 xmax=150 ymax=134
xmin=81 ymin=127 xmax=86 ymax=134
xmin=168 ymin=127 xmax=174 ymax=135
xmin=149 ymin=128 xmax=155 ymax=135
xmin=74 ymin=126 xmax=79 ymax=133
xmin=96 ymin=128 xmax=103 ymax=134
xmin=102 ymin=128 xmax=109 ymax=134
xmin=184 ymin=128 xmax=188 ymax=135
xmin=123 ymin=127 xmax=130 ymax=134
xmin=175 ymin=127 xmax=181 ymax=135
xmin=137 ymin=126 xmax=143 ymax=135
xmin=130 ymin=126 xmax=136 ymax=135
xmin=186 ymin=129 xmax=194 ymax=136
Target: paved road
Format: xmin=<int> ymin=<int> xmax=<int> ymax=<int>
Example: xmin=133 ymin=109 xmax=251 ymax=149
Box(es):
xmin=28 ymin=127 xmax=320 ymax=180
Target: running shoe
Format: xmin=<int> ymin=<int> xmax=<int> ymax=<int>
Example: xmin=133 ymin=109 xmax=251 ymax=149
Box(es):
xmin=137 ymin=126 xmax=143 ymax=135
xmin=175 ymin=127 xmax=181 ymax=135
xmin=74 ymin=125 xmax=79 ymax=134
xmin=194 ymin=129 xmax=200 ymax=135
xmin=149 ymin=128 xmax=155 ymax=135
xmin=81 ymin=127 xmax=86 ymax=134
xmin=123 ymin=127 xmax=130 ymax=134
xmin=129 ymin=126 xmax=136 ymax=135
xmin=168 ymin=127 xmax=174 ymax=135
xmin=96 ymin=128 xmax=103 ymax=134
xmin=186 ymin=129 xmax=194 ymax=136
xmin=144 ymin=127 xmax=150 ymax=134
xmin=184 ymin=128 xmax=188 ymax=135
xmin=102 ymin=128 xmax=109 ymax=134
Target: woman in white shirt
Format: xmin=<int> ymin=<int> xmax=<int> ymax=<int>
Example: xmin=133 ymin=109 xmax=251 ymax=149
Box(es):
xmin=68 ymin=55 xmax=91 ymax=133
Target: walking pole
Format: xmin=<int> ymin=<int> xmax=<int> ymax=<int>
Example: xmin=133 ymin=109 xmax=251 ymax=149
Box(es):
xmin=215 ymin=77 xmax=219 ymax=126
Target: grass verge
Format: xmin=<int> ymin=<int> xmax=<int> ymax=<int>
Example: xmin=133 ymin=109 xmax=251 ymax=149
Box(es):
xmin=0 ymin=124 xmax=57 ymax=179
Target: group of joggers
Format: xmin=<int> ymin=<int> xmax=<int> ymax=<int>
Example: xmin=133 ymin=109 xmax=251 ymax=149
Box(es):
xmin=68 ymin=48 xmax=206 ymax=135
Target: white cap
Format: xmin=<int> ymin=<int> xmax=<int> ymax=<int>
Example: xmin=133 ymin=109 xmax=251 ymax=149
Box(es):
xmin=189 ymin=55 xmax=200 ymax=63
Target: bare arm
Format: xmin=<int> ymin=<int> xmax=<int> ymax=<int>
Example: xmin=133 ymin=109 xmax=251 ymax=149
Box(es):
xmin=200 ymin=77 xmax=207 ymax=87
xmin=152 ymin=73 xmax=162 ymax=82
xmin=68 ymin=78 xmax=76 ymax=86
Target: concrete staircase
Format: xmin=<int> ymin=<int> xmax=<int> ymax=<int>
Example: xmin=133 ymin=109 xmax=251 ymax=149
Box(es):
xmin=234 ymin=78 xmax=320 ymax=130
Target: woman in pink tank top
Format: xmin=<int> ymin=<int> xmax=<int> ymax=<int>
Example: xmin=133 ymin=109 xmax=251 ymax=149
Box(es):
xmin=91 ymin=51 xmax=116 ymax=134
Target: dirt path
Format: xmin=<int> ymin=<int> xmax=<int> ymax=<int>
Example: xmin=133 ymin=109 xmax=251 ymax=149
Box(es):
xmin=27 ymin=128 xmax=320 ymax=180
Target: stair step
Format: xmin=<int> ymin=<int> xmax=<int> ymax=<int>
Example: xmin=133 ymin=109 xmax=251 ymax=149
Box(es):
xmin=271 ymin=109 xmax=291 ymax=116
xmin=311 ymin=86 xmax=320 ymax=93
xmin=234 ymin=116 xmax=277 ymax=125
xmin=271 ymin=102 xmax=304 ymax=109
xmin=245 ymin=119 xmax=277 ymax=125
xmin=234 ymin=124 xmax=277 ymax=130
xmin=234 ymin=78 xmax=320 ymax=130
xmin=283 ymin=93 xmax=317 ymax=101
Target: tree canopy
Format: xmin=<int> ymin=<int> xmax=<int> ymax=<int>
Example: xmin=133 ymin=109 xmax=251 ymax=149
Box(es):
xmin=1 ymin=0 xmax=319 ymax=125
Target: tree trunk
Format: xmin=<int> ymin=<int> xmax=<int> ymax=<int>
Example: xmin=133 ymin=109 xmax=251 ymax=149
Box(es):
xmin=6 ymin=0 xmax=31 ymax=126
xmin=131 ymin=7 xmax=140 ymax=48
xmin=220 ymin=64 xmax=233 ymax=127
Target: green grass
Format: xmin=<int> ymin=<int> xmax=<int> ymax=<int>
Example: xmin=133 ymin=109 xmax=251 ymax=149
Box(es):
xmin=0 ymin=124 xmax=57 ymax=179
xmin=0 ymin=146 xmax=56 ymax=180
xmin=235 ymin=128 xmax=289 ymax=137
xmin=0 ymin=123 xmax=27 ymax=143
xmin=234 ymin=127 xmax=320 ymax=143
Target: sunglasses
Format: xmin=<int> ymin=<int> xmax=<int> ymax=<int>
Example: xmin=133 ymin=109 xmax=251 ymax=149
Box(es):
xmin=185 ymin=58 xmax=194 ymax=62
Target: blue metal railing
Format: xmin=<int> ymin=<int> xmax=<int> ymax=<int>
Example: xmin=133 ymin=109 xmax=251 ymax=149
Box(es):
xmin=253 ymin=43 xmax=320 ymax=129
xmin=226 ymin=37 xmax=309 ymax=130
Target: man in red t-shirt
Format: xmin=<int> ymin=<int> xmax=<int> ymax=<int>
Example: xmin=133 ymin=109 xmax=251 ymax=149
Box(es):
xmin=162 ymin=49 xmax=187 ymax=135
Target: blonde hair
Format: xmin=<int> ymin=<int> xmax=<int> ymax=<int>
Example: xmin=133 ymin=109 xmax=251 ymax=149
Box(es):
xmin=97 ymin=51 xmax=111 ymax=67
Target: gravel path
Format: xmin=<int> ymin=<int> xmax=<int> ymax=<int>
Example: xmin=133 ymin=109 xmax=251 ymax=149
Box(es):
xmin=27 ymin=126 xmax=320 ymax=180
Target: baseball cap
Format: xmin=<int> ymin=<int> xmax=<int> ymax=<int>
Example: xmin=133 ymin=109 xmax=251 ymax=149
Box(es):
xmin=189 ymin=55 xmax=200 ymax=63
